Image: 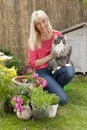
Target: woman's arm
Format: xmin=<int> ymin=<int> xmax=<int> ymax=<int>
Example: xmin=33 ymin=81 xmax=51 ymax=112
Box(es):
xmin=35 ymin=53 xmax=53 ymax=67
xmin=28 ymin=48 xmax=53 ymax=68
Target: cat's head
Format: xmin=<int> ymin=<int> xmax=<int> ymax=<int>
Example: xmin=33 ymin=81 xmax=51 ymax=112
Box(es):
xmin=52 ymin=35 xmax=71 ymax=57
xmin=53 ymin=35 xmax=66 ymax=46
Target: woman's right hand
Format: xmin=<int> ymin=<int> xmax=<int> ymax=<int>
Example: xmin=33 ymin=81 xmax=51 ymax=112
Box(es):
xmin=35 ymin=52 xmax=54 ymax=67
xmin=48 ymin=52 xmax=54 ymax=61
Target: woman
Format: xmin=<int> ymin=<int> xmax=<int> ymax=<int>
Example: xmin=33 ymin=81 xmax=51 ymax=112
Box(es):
xmin=28 ymin=10 xmax=74 ymax=105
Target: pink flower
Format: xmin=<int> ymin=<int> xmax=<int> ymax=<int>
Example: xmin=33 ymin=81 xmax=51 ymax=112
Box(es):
xmin=32 ymin=73 xmax=38 ymax=78
xmin=12 ymin=96 xmax=26 ymax=112
xmin=16 ymin=98 xmax=23 ymax=105
xmin=14 ymin=103 xmax=25 ymax=112
xmin=15 ymin=103 xmax=20 ymax=109
xmin=12 ymin=96 xmax=23 ymax=105
xmin=12 ymin=96 xmax=17 ymax=102
xmin=17 ymin=106 xmax=25 ymax=112
xmin=40 ymin=80 xmax=48 ymax=88
xmin=15 ymin=103 xmax=25 ymax=112
xmin=42 ymin=81 xmax=48 ymax=87
xmin=27 ymin=67 xmax=33 ymax=73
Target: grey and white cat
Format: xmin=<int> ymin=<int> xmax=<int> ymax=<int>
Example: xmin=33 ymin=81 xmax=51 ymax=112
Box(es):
xmin=49 ymin=35 xmax=72 ymax=73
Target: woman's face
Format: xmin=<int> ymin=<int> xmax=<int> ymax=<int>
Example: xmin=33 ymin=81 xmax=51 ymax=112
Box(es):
xmin=35 ymin=18 xmax=48 ymax=33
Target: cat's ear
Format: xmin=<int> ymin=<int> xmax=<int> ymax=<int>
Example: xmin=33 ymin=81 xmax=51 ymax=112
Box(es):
xmin=63 ymin=35 xmax=68 ymax=45
xmin=54 ymin=35 xmax=58 ymax=39
xmin=63 ymin=35 xmax=67 ymax=41
xmin=54 ymin=36 xmax=59 ymax=43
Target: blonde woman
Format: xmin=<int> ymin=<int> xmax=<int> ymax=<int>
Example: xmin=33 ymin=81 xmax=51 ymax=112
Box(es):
xmin=28 ymin=10 xmax=74 ymax=105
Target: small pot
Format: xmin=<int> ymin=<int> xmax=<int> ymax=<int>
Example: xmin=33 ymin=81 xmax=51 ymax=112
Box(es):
xmin=16 ymin=105 xmax=32 ymax=120
xmin=32 ymin=109 xmax=46 ymax=120
xmin=46 ymin=104 xmax=59 ymax=118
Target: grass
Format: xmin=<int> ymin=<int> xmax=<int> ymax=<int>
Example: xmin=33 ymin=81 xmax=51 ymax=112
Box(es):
xmin=0 ymin=74 xmax=87 ymax=130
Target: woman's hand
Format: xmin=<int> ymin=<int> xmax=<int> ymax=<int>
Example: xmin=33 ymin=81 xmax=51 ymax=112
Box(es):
xmin=35 ymin=52 xmax=54 ymax=67
xmin=48 ymin=52 xmax=54 ymax=61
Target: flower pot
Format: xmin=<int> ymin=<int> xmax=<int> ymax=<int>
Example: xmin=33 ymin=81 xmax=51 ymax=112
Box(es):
xmin=12 ymin=76 xmax=28 ymax=86
xmin=12 ymin=76 xmax=47 ymax=89
xmin=46 ymin=104 xmax=59 ymax=118
xmin=32 ymin=109 xmax=46 ymax=120
xmin=16 ymin=105 xmax=32 ymax=120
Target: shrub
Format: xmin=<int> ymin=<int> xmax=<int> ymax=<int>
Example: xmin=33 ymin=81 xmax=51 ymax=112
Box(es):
xmin=0 ymin=64 xmax=17 ymax=102
xmin=0 ymin=48 xmax=12 ymax=55
xmin=6 ymin=56 xmax=22 ymax=71
xmin=0 ymin=48 xmax=22 ymax=74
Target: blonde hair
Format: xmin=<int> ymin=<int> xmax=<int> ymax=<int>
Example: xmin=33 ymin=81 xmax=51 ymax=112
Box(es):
xmin=29 ymin=10 xmax=52 ymax=50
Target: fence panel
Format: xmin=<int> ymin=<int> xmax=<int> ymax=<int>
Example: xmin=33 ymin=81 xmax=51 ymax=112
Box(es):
xmin=0 ymin=0 xmax=87 ymax=65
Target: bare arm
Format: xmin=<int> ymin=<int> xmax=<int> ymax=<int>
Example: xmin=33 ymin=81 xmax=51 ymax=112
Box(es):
xmin=35 ymin=53 xmax=53 ymax=67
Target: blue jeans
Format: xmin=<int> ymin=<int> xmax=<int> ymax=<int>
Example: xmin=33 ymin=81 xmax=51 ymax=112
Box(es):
xmin=36 ymin=66 xmax=74 ymax=105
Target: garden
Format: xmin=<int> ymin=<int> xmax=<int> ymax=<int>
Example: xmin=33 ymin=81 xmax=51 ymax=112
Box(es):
xmin=0 ymin=1 xmax=87 ymax=129
xmin=0 ymin=49 xmax=87 ymax=130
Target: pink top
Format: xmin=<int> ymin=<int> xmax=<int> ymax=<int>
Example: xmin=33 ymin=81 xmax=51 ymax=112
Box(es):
xmin=28 ymin=30 xmax=62 ymax=70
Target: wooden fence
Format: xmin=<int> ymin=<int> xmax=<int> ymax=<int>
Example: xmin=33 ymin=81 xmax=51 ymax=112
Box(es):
xmin=0 ymin=0 xmax=87 ymax=65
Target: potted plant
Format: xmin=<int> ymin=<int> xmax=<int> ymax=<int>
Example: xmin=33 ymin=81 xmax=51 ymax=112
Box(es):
xmin=0 ymin=63 xmax=17 ymax=113
xmin=45 ymin=94 xmax=59 ymax=118
xmin=30 ymin=87 xmax=59 ymax=120
xmin=12 ymin=67 xmax=47 ymax=89
xmin=11 ymin=85 xmax=32 ymax=120
xmin=30 ymin=87 xmax=49 ymax=120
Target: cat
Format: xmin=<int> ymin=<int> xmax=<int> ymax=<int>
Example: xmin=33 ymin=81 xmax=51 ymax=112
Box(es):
xmin=49 ymin=35 xmax=72 ymax=73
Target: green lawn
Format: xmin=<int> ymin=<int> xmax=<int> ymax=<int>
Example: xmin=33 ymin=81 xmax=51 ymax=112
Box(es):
xmin=0 ymin=74 xmax=87 ymax=130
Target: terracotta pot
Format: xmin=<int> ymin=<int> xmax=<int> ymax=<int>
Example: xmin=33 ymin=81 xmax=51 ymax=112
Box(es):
xmin=12 ymin=76 xmax=47 ymax=89
xmin=12 ymin=75 xmax=28 ymax=86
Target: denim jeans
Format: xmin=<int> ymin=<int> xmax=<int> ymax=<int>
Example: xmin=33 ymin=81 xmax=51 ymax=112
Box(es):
xmin=36 ymin=66 xmax=74 ymax=105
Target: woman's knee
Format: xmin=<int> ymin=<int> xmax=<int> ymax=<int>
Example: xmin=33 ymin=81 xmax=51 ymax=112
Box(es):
xmin=59 ymin=95 xmax=68 ymax=105
xmin=65 ymin=66 xmax=74 ymax=80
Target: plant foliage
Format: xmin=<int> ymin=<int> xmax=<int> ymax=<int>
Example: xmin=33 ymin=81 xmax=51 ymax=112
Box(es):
xmin=0 ymin=64 xmax=17 ymax=102
xmin=30 ymin=87 xmax=59 ymax=112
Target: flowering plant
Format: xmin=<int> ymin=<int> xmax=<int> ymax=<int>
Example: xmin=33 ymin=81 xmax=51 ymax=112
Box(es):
xmin=11 ymin=96 xmax=29 ymax=112
xmin=11 ymin=84 xmax=31 ymax=112
xmin=11 ymin=67 xmax=48 ymax=112
xmin=26 ymin=67 xmax=47 ymax=89
xmin=0 ymin=63 xmax=17 ymax=102
xmin=15 ymin=66 xmax=47 ymax=88
xmin=11 ymin=96 xmax=25 ymax=112
xmin=0 ymin=63 xmax=17 ymax=113
xmin=0 ymin=63 xmax=17 ymax=79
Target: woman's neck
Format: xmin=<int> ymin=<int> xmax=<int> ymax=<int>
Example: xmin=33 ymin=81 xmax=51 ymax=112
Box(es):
xmin=41 ymin=30 xmax=52 ymax=41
